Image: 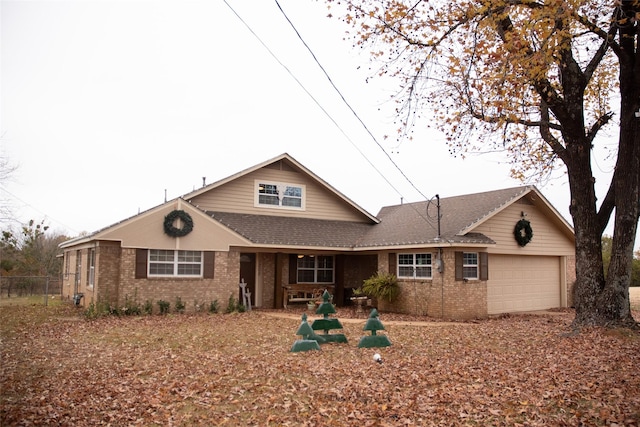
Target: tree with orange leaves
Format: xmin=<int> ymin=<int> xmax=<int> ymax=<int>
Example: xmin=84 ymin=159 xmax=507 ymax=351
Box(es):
xmin=325 ymin=0 xmax=639 ymax=327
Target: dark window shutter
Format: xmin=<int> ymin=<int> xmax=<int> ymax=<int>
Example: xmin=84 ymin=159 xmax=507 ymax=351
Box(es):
xmin=289 ymin=254 xmax=297 ymax=284
xmin=455 ymin=251 xmax=463 ymax=281
xmin=388 ymin=253 xmax=397 ymax=276
xmin=479 ymin=252 xmax=489 ymax=281
xmin=203 ymin=251 xmax=215 ymax=279
xmin=135 ymin=249 xmax=148 ymax=279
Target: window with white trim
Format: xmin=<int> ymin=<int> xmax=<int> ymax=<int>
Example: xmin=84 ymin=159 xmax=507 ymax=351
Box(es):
xmin=297 ymin=255 xmax=334 ymax=283
xmin=88 ymin=248 xmax=95 ymax=288
xmin=149 ymin=250 xmax=203 ymax=277
xmin=75 ymin=250 xmax=81 ymax=288
xmin=64 ymin=253 xmax=70 ymax=283
xmin=398 ymin=253 xmax=432 ymax=279
xmin=463 ymin=252 xmax=479 ymax=279
xmin=255 ymin=180 xmax=304 ymax=209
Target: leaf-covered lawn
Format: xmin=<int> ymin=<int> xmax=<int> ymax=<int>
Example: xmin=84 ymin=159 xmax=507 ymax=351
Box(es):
xmin=1 ymin=305 xmax=639 ymax=426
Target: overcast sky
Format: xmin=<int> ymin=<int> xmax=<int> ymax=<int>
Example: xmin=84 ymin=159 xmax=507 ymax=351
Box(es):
xmin=1 ymin=0 xmax=626 ymax=246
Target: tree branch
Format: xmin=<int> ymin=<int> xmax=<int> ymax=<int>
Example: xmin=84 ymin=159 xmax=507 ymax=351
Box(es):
xmin=586 ymin=111 xmax=614 ymax=143
xmin=539 ymin=99 xmax=567 ymax=161
xmin=597 ymin=179 xmax=616 ymax=235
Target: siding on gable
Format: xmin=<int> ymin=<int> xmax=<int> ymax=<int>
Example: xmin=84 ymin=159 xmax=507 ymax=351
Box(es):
xmin=188 ymin=167 xmax=369 ymax=222
xmin=473 ymin=200 xmax=574 ymax=256
xmin=97 ymin=205 xmax=249 ymax=251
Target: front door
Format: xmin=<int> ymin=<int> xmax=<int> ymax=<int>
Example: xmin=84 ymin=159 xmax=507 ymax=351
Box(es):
xmin=239 ymin=253 xmax=256 ymax=307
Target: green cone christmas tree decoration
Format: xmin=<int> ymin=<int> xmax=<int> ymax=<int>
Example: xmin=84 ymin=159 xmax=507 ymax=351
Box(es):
xmin=358 ymin=308 xmax=392 ymax=348
xmin=291 ymin=313 xmax=321 ymax=352
xmin=310 ymin=290 xmax=348 ymax=344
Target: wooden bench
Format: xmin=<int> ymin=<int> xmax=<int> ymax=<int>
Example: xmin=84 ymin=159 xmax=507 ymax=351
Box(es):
xmin=283 ymin=284 xmax=335 ymax=309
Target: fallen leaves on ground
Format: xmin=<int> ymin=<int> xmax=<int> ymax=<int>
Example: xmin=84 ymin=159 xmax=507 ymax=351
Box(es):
xmin=1 ymin=305 xmax=639 ymax=426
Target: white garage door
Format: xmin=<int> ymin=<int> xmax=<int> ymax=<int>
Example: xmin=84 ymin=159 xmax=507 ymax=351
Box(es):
xmin=488 ymin=255 xmax=561 ymax=315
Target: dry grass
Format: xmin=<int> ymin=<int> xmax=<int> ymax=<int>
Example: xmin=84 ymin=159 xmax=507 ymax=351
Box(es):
xmin=1 ymin=303 xmax=639 ymax=426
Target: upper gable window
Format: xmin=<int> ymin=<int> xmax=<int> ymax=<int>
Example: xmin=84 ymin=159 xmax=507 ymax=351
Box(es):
xmin=255 ymin=180 xmax=305 ymax=210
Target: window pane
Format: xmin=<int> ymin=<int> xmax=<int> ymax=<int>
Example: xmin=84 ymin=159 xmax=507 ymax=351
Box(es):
xmin=416 ymin=266 xmax=432 ymax=278
xmin=317 ymin=256 xmax=333 ymax=269
xmin=178 ymin=251 xmax=201 ymax=262
xmin=258 ymin=194 xmax=279 ymax=205
xmin=259 ymin=183 xmax=278 ymax=195
xmin=398 ymin=266 xmax=413 ymax=278
xmin=416 ymin=253 xmax=431 ymax=265
xmin=463 ymin=253 xmax=478 ymax=265
xmin=297 ymin=270 xmax=315 ymax=282
xmin=463 ymin=266 xmax=478 ymax=279
xmin=317 ymin=270 xmax=333 ymax=283
xmin=150 ymin=250 xmax=173 ymax=262
xmin=398 ymin=254 xmax=413 ymax=265
xmin=282 ymin=197 xmax=301 ymax=207
xmin=297 ymin=256 xmax=315 ymax=269
xmin=150 ymin=263 xmax=174 ymax=275
xmin=178 ymin=264 xmax=201 ymax=275
xmin=284 ymin=186 xmax=301 ymax=197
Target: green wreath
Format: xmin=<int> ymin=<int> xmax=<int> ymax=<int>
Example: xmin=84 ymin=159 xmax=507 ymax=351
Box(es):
xmin=514 ymin=219 xmax=533 ymax=247
xmin=163 ymin=210 xmax=193 ymax=237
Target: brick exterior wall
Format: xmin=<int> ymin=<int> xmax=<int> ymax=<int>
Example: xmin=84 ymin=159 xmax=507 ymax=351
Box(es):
xmin=63 ymin=245 xmax=576 ymax=318
xmin=258 ymin=253 xmax=276 ymax=309
xmin=96 ymin=242 xmax=121 ymax=306
xmin=377 ymin=250 xmax=488 ymax=320
xmin=86 ymin=246 xmax=240 ymax=312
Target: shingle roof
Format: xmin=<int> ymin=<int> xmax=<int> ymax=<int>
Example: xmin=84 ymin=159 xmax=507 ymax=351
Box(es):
xmin=207 ymin=186 xmax=533 ymax=249
xmin=356 ymin=186 xmax=530 ymax=247
xmin=207 ymin=211 xmax=375 ymax=248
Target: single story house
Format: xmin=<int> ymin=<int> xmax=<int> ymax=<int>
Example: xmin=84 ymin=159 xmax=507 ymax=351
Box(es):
xmin=59 ymin=153 xmax=575 ymax=319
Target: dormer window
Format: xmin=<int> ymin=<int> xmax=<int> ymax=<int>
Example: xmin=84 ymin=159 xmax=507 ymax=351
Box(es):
xmin=255 ymin=180 xmax=304 ymax=210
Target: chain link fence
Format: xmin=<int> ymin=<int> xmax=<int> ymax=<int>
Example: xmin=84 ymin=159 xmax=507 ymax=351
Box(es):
xmin=0 ymin=276 xmax=62 ymax=305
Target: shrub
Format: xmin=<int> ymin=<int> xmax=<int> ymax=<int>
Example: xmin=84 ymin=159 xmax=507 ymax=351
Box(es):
xmin=157 ymin=300 xmax=170 ymax=315
xmin=143 ymin=299 xmax=154 ymax=315
xmin=360 ymin=272 xmax=399 ymax=303
xmin=84 ymin=301 xmax=110 ymax=319
xmin=123 ymin=295 xmax=141 ymax=316
xmin=208 ymin=299 xmax=220 ymax=314
xmin=174 ymin=297 xmax=185 ymax=314
xmin=225 ymin=295 xmax=238 ymax=313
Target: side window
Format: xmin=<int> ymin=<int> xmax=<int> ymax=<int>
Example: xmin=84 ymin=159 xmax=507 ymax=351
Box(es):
xmin=75 ymin=250 xmax=82 ymax=288
xmin=88 ymin=248 xmax=96 ymax=287
xmin=463 ymin=253 xmax=478 ymax=279
xmin=455 ymin=252 xmax=488 ymax=281
xmin=136 ymin=250 xmax=214 ymax=279
xmin=148 ymin=250 xmax=203 ymax=277
xmin=397 ymin=253 xmax=432 ymax=279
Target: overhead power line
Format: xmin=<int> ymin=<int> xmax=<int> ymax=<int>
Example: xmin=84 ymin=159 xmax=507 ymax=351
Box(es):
xmin=222 ymin=0 xmax=439 ymax=232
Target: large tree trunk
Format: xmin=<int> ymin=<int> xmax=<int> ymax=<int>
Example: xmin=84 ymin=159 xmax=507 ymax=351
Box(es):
xmin=565 ymin=139 xmax=607 ymax=326
xmin=572 ymin=12 xmax=640 ymax=327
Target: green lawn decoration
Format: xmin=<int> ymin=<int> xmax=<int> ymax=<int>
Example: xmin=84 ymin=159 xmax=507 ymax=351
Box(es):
xmin=310 ymin=290 xmax=348 ymax=344
xmin=290 ymin=313 xmax=321 ymax=352
xmin=358 ymin=308 xmax=392 ymax=348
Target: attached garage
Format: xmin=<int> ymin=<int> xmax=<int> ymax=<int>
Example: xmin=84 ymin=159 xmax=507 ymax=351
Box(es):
xmin=488 ymin=255 xmax=562 ymax=314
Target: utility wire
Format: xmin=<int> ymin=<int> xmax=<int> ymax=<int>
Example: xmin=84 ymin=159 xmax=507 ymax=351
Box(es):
xmin=272 ymin=1 xmax=440 ymax=233
xmin=222 ymin=0 xmax=439 ymax=233
xmin=273 ymin=0 xmax=431 ymax=204
xmin=221 ymin=0 xmax=404 ymax=201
